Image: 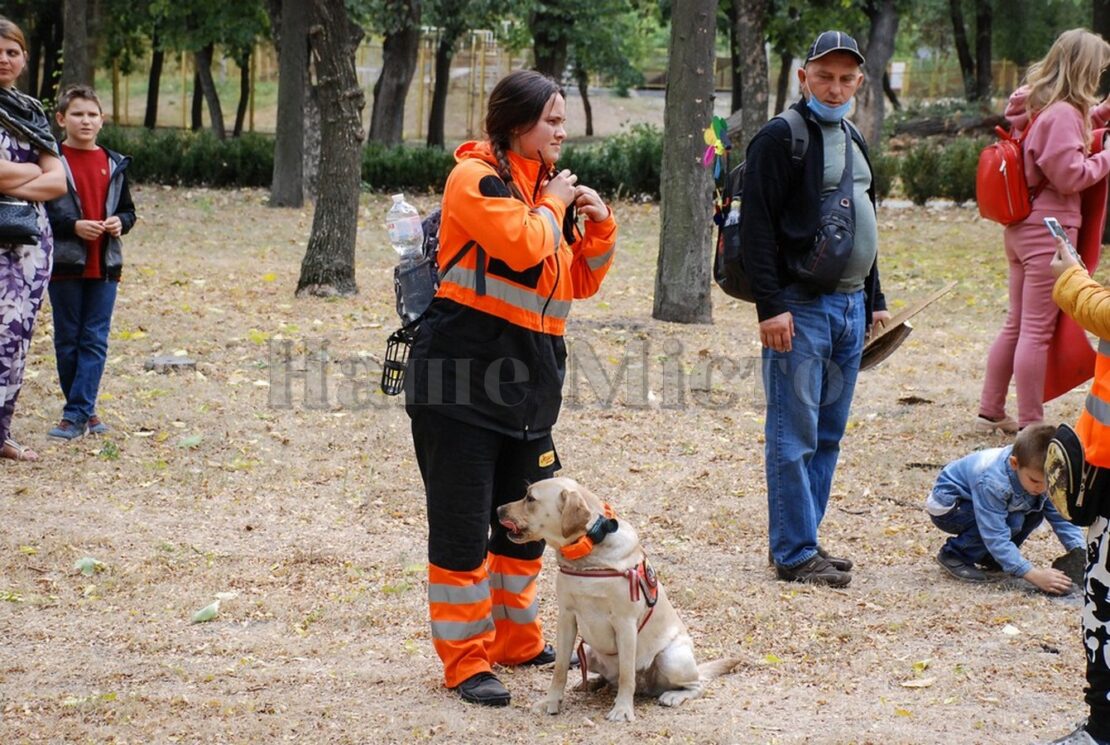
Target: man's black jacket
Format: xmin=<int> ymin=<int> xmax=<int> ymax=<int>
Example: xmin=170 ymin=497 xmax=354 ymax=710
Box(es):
xmin=738 ymin=98 xmax=886 ymax=323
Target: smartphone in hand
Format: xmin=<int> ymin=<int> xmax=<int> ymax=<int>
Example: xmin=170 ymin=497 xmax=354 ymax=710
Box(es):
xmin=1044 ymin=217 xmax=1081 ymax=261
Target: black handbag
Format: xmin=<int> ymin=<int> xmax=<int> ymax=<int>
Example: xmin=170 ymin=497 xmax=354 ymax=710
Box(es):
xmin=0 ymin=195 xmax=40 ymax=246
xmin=1045 ymin=423 xmax=1110 ymax=526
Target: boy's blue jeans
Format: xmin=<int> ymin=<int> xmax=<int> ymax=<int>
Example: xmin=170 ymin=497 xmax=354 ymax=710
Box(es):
xmin=48 ymin=279 xmax=117 ymax=424
xmin=931 ymin=498 xmax=1044 ymax=566
xmin=763 ymin=286 xmax=865 ymax=569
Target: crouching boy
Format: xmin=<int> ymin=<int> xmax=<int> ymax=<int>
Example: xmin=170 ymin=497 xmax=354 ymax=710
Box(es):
xmin=926 ymin=424 xmax=1084 ymax=595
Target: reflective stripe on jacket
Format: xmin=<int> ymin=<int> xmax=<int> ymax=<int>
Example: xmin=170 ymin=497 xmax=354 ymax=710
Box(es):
xmin=1053 ymin=265 xmax=1110 ymax=467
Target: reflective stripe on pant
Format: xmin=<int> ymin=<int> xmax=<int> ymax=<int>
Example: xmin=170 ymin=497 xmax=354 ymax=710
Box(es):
xmin=487 ymin=554 xmax=543 ymax=665
xmin=411 ymin=409 xmax=560 ymax=686
xmin=428 ymin=562 xmax=495 ymax=688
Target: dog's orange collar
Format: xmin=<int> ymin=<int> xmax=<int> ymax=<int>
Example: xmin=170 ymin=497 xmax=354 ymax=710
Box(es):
xmin=559 ymin=503 xmax=618 ymax=560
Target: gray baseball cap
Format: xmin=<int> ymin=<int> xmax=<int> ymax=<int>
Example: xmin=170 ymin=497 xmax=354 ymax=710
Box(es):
xmin=805 ymin=30 xmax=865 ymax=65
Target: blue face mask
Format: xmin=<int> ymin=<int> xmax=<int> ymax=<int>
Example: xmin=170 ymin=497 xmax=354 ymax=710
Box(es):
xmin=806 ymin=95 xmax=852 ymax=123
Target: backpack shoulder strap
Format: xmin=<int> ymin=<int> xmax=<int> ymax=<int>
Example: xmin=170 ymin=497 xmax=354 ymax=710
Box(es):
xmin=775 ymin=108 xmax=810 ymax=165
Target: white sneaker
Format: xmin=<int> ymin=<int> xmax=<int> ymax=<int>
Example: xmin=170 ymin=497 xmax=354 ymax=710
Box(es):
xmin=975 ymin=414 xmax=1019 ymax=435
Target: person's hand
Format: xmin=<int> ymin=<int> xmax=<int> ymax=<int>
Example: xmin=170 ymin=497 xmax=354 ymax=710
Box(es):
xmin=573 ymin=185 xmax=609 ymax=222
xmin=74 ymin=219 xmax=105 ymax=241
xmin=869 ymin=309 xmax=892 ymax=340
xmin=1024 ymin=566 xmax=1074 ymax=595
xmin=759 ymin=311 xmax=794 ymax=352
xmin=103 ymin=215 xmax=123 ymax=237
xmin=542 ymin=168 xmax=577 ymax=208
xmin=1050 ymin=235 xmax=1083 ymax=278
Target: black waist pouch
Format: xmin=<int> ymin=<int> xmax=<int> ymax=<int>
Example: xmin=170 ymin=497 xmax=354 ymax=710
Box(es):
xmin=787 ymin=121 xmax=855 ymax=293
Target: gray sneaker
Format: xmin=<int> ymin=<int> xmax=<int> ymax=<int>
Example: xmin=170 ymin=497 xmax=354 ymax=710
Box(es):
xmin=47 ymin=419 xmax=87 ymax=440
xmin=1046 ymin=723 xmax=1099 ymax=744
xmin=775 ymin=554 xmax=851 ymax=587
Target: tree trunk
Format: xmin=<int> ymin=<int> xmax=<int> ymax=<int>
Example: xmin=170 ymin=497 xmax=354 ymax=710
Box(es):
xmin=974 ymin=0 xmax=992 ymax=101
xmin=530 ymin=3 xmax=570 ymax=80
xmin=856 ymin=0 xmax=899 ymax=148
xmin=774 ymin=50 xmax=792 ymax=115
xmin=233 ymin=48 xmax=251 ymax=137
xmin=368 ymin=0 xmax=420 ymax=146
xmin=194 ymin=44 xmax=227 ymax=139
xmin=60 ymin=0 xmax=93 ymax=89
xmin=1096 ymin=0 xmax=1110 ymax=95
xmin=270 ymin=0 xmax=308 ymax=207
xmin=883 ymin=71 xmax=901 ymax=110
xmin=727 ymin=0 xmax=741 ymax=112
xmin=39 ymin=8 xmax=64 ymax=101
xmin=949 ymin=0 xmax=977 ymax=100
xmin=145 ymin=41 xmax=164 ymax=129
xmin=427 ymin=34 xmax=455 ymax=148
xmin=191 ymin=71 xmax=203 ymax=130
xmin=576 ymin=65 xmax=593 ymax=137
xmin=735 ymin=0 xmax=769 ymax=156
xmin=296 ymin=0 xmax=366 ymax=298
xmin=653 ymin=0 xmax=715 ymax=324
xmin=303 ymin=86 xmax=321 ymax=201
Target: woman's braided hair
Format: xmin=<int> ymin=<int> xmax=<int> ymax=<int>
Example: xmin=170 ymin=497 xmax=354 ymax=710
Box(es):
xmin=485 ymin=70 xmax=564 ymax=199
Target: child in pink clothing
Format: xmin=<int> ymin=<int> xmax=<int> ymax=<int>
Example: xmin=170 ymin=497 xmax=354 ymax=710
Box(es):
xmin=979 ymin=28 xmax=1110 ymax=434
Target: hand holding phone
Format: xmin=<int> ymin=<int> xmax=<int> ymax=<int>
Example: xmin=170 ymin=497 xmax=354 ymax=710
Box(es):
xmin=1044 ymin=217 xmax=1081 ymax=260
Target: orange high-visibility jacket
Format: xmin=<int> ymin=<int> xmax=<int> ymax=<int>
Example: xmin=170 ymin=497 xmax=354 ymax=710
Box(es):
xmin=436 ymin=141 xmax=617 ymax=336
xmin=405 ymin=142 xmax=617 ymax=438
xmin=1054 ymin=265 xmax=1110 ymax=466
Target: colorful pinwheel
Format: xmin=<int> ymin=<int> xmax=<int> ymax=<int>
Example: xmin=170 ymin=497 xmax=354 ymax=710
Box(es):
xmin=702 ymin=115 xmax=731 ymax=180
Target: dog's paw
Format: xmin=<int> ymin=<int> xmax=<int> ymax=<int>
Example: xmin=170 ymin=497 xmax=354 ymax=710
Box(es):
xmin=605 ymin=703 xmax=635 ymax=722
xmin=533 ymin=697 xmax=562 ymax=715
xmin=658 ymin=688 xmax=697 ymax=707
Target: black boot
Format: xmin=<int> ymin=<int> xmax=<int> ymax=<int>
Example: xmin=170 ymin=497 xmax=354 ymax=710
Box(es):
xmin=456 ymin=672 xmax=510 ymax=706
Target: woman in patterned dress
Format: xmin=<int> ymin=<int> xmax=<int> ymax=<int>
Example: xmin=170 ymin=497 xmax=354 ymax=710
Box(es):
xmin=0 ymin=17 xmax=65 ymax=462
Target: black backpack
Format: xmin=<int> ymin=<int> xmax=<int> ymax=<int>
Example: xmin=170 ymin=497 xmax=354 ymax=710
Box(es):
xmin=393 ymin=207 xmax=482 ymax=326
xmin=713 ymin=109 xmax=809 ymax=302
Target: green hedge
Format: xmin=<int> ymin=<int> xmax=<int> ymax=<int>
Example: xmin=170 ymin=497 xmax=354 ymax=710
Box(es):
xmin=559 ymin=124 xmax=663 ymax=199
xmin=98 ymin=126 xmax=274 ymax=186
xmin=894 ymin=136 xmax=987 ymax=206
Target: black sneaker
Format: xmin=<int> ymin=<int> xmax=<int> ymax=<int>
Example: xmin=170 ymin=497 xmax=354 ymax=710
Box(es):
xmin=936 ymin=549 xmax=987 ymax=583
xmin=520 ymin=643 xmax=580 ymax=668
xmin=767 ymin=546 xmax=853 ymax=572
xmin=816 ymin=546 xmax=853 ymax=572
xmin=775 ymin=554 xmax=851 ymax=587
xmin=1053 ymin=547 xmax=1087 ymax=588
xmin=455 ymin=672 xmax=510 ymax=707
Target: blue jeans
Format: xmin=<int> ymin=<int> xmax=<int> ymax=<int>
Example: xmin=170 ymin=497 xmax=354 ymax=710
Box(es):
xmin=48 ymin=279 xmax=117 ymax=423
xmin=931 ymin=498 xmax=1043 ymax=565
xmin=764 ymin=286 xmax=865 ymax=568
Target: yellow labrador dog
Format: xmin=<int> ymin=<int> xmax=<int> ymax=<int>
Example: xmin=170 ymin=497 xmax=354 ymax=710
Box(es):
xmin=497 ymin=476 xmax=740 ymax=722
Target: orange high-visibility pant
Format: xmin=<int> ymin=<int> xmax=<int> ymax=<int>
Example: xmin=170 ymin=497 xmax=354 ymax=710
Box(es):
xmin=412 ymin=410 xmax=559 ymax=687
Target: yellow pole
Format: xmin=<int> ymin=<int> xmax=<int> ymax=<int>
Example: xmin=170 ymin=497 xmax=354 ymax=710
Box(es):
xmin=124 ymin=70 xmax=130 ymax=125
xmin=466 ymin=33 xmax=477 ymax=137
xmin=477 ymin=34 xmax=487 ymax=130
xmin=181 ymin=51 xmax=187 ymax=129
xmin=112 ymin=59 xmax=120 ymax=124
xmin=249 ymin=43 xmax=256 ymax=132
xmin=415 ymin=31 xmax=425 ymax=141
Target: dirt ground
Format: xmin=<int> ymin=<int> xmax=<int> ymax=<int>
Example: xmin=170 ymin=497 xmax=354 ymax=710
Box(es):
xmin=0 ymin=188 xmax=1100 ymax=745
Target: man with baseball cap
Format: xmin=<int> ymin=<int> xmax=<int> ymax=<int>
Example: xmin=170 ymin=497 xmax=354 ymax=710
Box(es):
xmin=739 ymin=30 xmax=890 ymax=586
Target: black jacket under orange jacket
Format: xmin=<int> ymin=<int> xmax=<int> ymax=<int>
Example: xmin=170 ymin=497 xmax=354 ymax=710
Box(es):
xmin=406 ymin=141 xmax=618 ymax=439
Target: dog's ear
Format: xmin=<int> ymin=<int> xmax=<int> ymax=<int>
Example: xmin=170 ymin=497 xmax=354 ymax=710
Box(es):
xmin=559 ymin=488 xmax=592 ymax=539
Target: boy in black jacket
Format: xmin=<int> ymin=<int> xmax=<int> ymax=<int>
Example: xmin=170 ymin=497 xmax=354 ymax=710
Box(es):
xmin=45 ymin=85 xmax=135 ymax=439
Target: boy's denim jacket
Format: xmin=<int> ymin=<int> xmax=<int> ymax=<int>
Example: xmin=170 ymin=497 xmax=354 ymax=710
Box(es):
xmin=926 ymin=445 xmax=1084 ymax=576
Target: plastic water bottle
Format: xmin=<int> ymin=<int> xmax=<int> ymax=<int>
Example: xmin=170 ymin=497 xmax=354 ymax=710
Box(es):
xmin=387 ymin=194 xmax=436 ymax=325
xmin=724 ymin=200 xmax=740 ymax=226
xmin=387 ymin=193 xmax=423 ymax=258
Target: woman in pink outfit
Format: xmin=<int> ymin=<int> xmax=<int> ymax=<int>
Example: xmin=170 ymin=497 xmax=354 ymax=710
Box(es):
xmin=979 ymin=28 xmax=1110 ymax=434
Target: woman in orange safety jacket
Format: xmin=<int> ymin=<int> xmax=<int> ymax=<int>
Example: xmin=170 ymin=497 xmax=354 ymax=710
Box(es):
xmin=1050 ymin=237 xmax=1110 ymax=743
xmin=405 ymin=69 xmax=617 ymax=707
